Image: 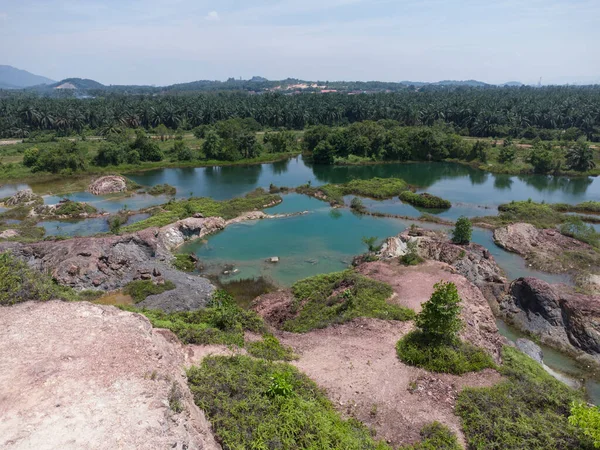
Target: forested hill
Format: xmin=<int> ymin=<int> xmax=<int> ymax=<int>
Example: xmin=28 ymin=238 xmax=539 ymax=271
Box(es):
xmin=1 ymin=86 xmax=599 ymax=141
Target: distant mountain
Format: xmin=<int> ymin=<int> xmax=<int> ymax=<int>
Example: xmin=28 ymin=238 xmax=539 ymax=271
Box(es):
xmin=0 ymin=65 xmax=55 ymax=89
xmin=504 ymin=81 xmax=524 ymax=87
xmin=50 ymin=78 xmax=105 ymax=90
xmin=250 ymin=76 xmax=268 ymax=82
xmin=432 ymin=80 xmax=489 ymax=87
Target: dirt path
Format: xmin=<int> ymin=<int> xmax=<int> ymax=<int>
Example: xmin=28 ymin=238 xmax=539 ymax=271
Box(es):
xmin=0 ymin=301 xmax=219 ymax=450
xmin=277 ymin=318 xmax=501 ymax=447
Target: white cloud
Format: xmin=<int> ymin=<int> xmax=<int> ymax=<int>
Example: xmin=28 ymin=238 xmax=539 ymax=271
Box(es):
xmin=205 ymin=11 xmax=219 ymax=21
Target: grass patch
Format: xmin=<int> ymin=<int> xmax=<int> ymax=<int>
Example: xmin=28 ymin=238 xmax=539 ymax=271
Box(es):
xmin=456 ymin=346 xmax=592 ymax=449
xmin=245 ymin=334 xmax=298 ymax=361
xmin=0 ymin=251 xmax=82 ymax=304
xmin=122 ymin=279 xmax=176 ymax=303
xmin=52 ymin=200 xmax=97 ymax=216
xmin=122 ymin=290 xmax=265 ymax=346
xmin=399 ymin=191 xmax=451 ymax=209
xmin=398 ymin=422 xmax=461 ymax=450
xmin=173 ymin=253 xmax=197 ymax=272
xmin=122 ymin=188 xmax=281 ymax=232
xmin=282 ymin=270 xmax=415 ymax=333
xmin=296 ymin=177 xmax=408 ymax=206
xmin=552 ymin=201 xmax=600 ymax=215
xmin=147 ymin=183 xmax=176 ymax=196
xmin=396 ymin=330 xmax=495 ymax=374
xmin=187 ymin=355 xmax=391 ymax=450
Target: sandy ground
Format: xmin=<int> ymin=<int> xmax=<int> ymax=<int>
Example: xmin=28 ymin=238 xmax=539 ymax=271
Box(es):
xmin=0 ymin=301 xmax=219 ymax=450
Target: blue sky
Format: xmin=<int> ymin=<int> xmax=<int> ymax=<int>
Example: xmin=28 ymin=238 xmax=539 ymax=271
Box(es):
xmin=0 ymin=0 xmax=598 ymax=85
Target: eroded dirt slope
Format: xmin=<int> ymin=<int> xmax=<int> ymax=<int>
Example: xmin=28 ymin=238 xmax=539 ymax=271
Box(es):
xmin=0 ymin=301 xmax=219 ymax=450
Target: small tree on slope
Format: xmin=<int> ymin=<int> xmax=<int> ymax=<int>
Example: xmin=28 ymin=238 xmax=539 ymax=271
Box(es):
xmin=416 ymin=281 xmax=462 ymax=344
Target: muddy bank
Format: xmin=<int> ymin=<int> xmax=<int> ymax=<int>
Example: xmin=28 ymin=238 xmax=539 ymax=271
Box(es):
xmin=0 ymin=301 xmax=219 ymax=450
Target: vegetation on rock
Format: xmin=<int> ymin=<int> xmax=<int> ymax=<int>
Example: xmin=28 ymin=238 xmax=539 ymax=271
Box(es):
xmin=147 ymin=183 xmax=176 ymax=196
xmin=399 ymin=191 xmax=451 ymax=209
xmin=245 ymin=334 xmax=297 ymax=361
xmin=122 ymin=279 xmax=176 ymax=303
xmin=452 ymin=216 xmax=472 ymax=244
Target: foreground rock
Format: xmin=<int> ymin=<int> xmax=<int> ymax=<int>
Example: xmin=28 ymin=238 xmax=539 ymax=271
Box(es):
xmin=493 ymin=223 xmax=599 ymax=276
xmin=0 ymin=301 xmax=218 ymax=450
xmin=88 ymin=175 xmax=128 ymax=195
xmin=499 ymin=277 xmax=600 ymax=364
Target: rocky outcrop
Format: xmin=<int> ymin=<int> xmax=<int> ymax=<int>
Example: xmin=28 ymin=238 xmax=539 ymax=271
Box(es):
xmin=515 ymin=338 xmax=543 ymax=364
xmin=493 ymin=223 xmax=599 ymax=275
xmin=0 ymin=301 xmax=219 ymax=450
xmin=157 ymin=217 xmax=226 ymax=257
xmin=378 ymin=227 xmax=507 ymax=289
xmin=499 ymin=277 xmax=600 ymax=362
xmin=4 ymin=189 xmax=42 ymax=207
xmin=88 ymin=176 xmax=127 ymax=195
xmin=0 ymin=229 xmax=19 ymax=239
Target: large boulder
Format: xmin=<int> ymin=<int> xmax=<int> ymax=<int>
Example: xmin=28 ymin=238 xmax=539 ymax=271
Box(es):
xmin=88 ymin=176 xmax=127 ymax=195
xmin=499 ymin=277 xmax=600 ymax=360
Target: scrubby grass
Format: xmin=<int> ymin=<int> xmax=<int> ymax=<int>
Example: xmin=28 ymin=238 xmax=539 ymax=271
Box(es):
xmin=0 ymin=251 xmax=82 ymax=305
xmin=245 ymin=334 xmax=298 ymax=361
xmin=474 ymin=199 xmax=563 ymax=229
xmin=297 ymin=177 xmax=409 ymax=206
xmin=399 ymin=191 xmax=451 ymax=209
xmin=396 ymin=330 xmax=495 ymax=374
xmin=122 ymin=279 xmax=176 ymax=303
xmin=398 ymin=422 xmax=461 ymax=450
xmin=456 ymin=346 xmax=593 ymax=449
xmin=53 ymin=200 xmax=97 ymax=216
xmin=173 ymin=253 xmax=197 ymax=272
xmin=187 ymin=355 xmax=391 ymax=450
xmin=0 ymin=219 xmax=45 ymax=242
xmin=122 ymin=188 xmax=281 ymax=232
xmin=282 ymin=270 xmax=415 ymax=333
xmin=123 ymin=290 xmax=265 ymax=346
xmin=217 ymin=276 xmax=277 ymax=309
xmin=147 ymin=183 xmax=176 ymax=196
xmin=552 ymin=201 xmax=600 ymax=215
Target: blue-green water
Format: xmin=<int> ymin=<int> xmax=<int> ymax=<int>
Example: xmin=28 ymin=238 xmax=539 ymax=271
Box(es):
xmin=39 ymin=213 xmax=150 ymax=237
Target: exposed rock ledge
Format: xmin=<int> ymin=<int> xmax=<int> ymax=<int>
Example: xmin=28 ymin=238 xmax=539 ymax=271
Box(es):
xmin=88 ymin=175 xmax=128 ymax=195
xmin=499 ymin=277 xmax=600 ymax=365
xmin=0 ymin=300 xmax=219 ymax=450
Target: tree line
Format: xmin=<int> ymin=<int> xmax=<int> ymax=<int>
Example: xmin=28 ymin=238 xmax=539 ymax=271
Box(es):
xmin=1 ymin=86 xmax=599 ymax=140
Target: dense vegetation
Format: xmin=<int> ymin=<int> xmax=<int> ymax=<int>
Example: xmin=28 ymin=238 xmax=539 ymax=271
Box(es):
xmin=396 ymin=281 xmax=494 ymax=374
xmin=0 ymin=251 xmax=97 ymax=305
xmin=399 ymin=191 xmax=451 ymax=209
xmin=187 ymin=355 xmax=391 ymax=450
xmin=456 ymin=346 xmax=593 ymax=449
xmin=122 ymin=279 xmax=176 ymax=303
xmin=282 ymin=270 xmax=415 ymax=332
xmin=296 ymin=177 xmax=408 ymax=206
xmin=3 ymin=87 xmax=600 ymax=141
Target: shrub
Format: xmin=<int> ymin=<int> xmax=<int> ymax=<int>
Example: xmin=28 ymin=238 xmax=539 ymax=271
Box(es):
xmin=560 ymin=216 xmax=599 ymax=247
xmin=452 ymin=216 xmax=472 ymax=244
xmin=173 ymin=253 xmax=197 ymax=272
xmin=456 ymin=346 xmax=592 ymax=449
xmin=283 ymin=270 xmax=414 ymax=332
xmin=350 ymin=196 xmax=367 ymax=213
xmin=362 ymin=236 xmax=379 ymax=252
xmin=570 ymin=402 xmax=600 ymax=448
xmin=416 ymin=281 xmax=462 ymax=343
xmin=399 ymin=191 xmax=451 ymax=209
xmin=396 ymin=330 xmax=494 ymax=374
xmin=122 ymin=279 xmax=176 ymax=303
xmin=400 ymin=240 xmax=424 ymax=266
xmin=108 ymin=215 xmax=126 ymax=234
xmin=246 ymin=334 xmax=297 ymax=361
xmin=147 ymin=183 xmax=177 ymax=196
xmin=187 ymin=356 xmax=391 ymax=449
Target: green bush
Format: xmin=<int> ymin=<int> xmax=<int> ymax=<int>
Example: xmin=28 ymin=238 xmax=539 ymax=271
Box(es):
xmin=400 ymin=240 xmax=424 ymax=266
xmin=399 ymin=191 xmax=451 ymax=209
xmin=570 ymin=402 xmax=600 ymax=448
xmin=350 ymin=196 xmax=367 ymax=213
xmin=283 ymin=270 xmax=415 ymax=332
xmin=396 ymin=330 xmax=495 ymax=374
xmin=452 ymin=216 xmax=472 ymax=244
xmin=124 ymin=290 xmax=265 ymax=346
xmin=398 ymin=422 xmax=461 ymax=450
xmin=54 ymin=200 xmax=97 ymax=216
xmin=173 ymin=253 xmax=197 ymax=272
xmin=415 ymin=281 xmax=462 ymax=343
xmin=187 ymin=355 xmax=391 ymax=450
xmin=456 ymin=346 xmax=593 ymax=449
xmin=147 ymin=183 xmax=176 ymax=196
xmin=0 ymin=251 xmax=78 ymax=305
xmin=122 ymin=279 xmax=176 ymax=303
xmin=245 ymin=334 xmax=297 ymax=361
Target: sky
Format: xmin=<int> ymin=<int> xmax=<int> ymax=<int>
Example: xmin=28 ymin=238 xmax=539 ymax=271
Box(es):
xmin=0 ymin=0 xmax=598 ymax=86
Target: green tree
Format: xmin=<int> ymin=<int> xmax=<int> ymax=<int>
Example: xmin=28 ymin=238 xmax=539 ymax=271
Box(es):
xmin=312 ymin=141 xmax=336 ymax=164
xmin=498 ymin=145 xmax=516 ymax=163
xmin=202 ymin=129 xmax=222 ymax=160
xmin=173 ymin=140 xmax=194 ymax=161
xmin=569 ymin=402 xmax=600 ymax=448
xmin=154 ymin=124 xmax=170 ymax=141
xmin=22 ymin=147 xmax=40 ymax=167
xmin=361 ymin=236 xmax=379 ymax=252
xmin=415 ymin=281 xmax=462 ymax=344
xmin=566 ymin=139 xmax=596 ymax=172
xmin=452 ymin=216 xmax=472 ymax=244
xmin=528 ymin=143 xmax=555 ymax=173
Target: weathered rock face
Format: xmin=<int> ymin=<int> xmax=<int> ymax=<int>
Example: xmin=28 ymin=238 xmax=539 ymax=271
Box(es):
xmin=4 ymin=188 xmax=41 ymax=206
xmin=88 ymin=176 xmax=128 ymax=195
xmin=0 ymin=217 xmax=227 ymax=312
xmin=0 ymin=301 xmax=219 ymax=450
xmin=0 ymin=229 xmax=19 ymax=239
xmin=379 ymin=227 xmax=507 ymax=289
xmin=499 ymin=277 xmax=600 ymax=361
xmin=515 ymin=338 xmax=543 ymax=364
xmin=493 ymin=223 xmax=598 ymax=275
